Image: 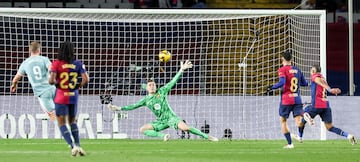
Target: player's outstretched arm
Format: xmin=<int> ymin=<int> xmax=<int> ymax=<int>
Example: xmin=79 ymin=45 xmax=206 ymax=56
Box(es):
xmin=108 ymin=98 xmax=146 ymax=111
xmin=108 ymin=104 xmax=121 ymax=111
xmin=161 ymin=60 xmax=194 ymax=92
xmin=180 ymin=60 xmax=193 ymax=72
xmin=314 ymin=77 xmax=341 ymax=95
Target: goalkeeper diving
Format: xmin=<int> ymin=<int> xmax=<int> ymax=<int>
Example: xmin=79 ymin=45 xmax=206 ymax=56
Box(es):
xmin=108 ymin=60 xmax=218 ymax=142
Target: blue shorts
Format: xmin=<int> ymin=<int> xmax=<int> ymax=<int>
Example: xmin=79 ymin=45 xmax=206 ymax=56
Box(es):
xmin=55 ymin=104 xmax=78 ymax=117
xmin=304 ymin=105 xmax=332 ymax=123
xmin=279 ymin=104 xmax=303 ymax=118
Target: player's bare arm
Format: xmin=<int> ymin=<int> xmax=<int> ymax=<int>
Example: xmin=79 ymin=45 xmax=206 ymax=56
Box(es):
xmin=79 ymin=72 xmax=89 ymax=88
xmin=313 ymin=77 xmax=341 ymax=95
xmin=10 ymin=72 xmax=23 ymax=92
xmin=49 ymin=72 xmax=57 ymax=85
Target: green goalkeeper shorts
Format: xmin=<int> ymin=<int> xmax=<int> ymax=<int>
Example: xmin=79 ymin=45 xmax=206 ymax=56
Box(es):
xmin=151 ymin=116 xmax=182 ymax=131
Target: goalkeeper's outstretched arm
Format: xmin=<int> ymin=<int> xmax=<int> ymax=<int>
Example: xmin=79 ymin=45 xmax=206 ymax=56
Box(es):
xmin=161 ymin=60 xmax=193 ymax=91
xmin=108 ymin=98 xmax=146 ymax=111
xmin=108 ymin=104 xmax=121 ymax=111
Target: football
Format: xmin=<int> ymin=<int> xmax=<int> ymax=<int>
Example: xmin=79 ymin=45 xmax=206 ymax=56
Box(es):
xmin=158 ymin=50 xmax=171 ymax=63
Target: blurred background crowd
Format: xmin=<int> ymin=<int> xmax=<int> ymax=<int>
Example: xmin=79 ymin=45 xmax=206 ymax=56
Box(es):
xmin=0 ymin=0 xmax=357 ymax=12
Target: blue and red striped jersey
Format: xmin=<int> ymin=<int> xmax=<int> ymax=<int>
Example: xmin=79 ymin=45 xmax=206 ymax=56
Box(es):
xmin=311 ymin=73 xmax=329 ymax=108
xmin=277 ymin=65 xmax=307 ymax=105
xmin=50 ymin=59 xmax=87 ymax=104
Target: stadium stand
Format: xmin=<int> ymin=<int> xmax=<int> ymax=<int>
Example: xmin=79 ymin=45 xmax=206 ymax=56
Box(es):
xmin=206 ymin=0 xmax=298 ymax=9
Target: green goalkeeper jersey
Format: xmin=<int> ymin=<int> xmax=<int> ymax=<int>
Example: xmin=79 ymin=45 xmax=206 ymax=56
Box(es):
xmin=121 ymin=70 xmax=183 ymax=121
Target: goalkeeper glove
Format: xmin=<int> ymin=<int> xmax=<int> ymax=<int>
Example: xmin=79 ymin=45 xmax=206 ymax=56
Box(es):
xmin=180 ymin=60 xmax=193 ymax=72
xmin=108 ymin=104 xmax=121 ymax=111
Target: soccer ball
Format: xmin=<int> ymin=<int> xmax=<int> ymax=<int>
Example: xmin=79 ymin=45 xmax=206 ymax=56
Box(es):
xmin=158 ymin=50 xmax=171 ymax=63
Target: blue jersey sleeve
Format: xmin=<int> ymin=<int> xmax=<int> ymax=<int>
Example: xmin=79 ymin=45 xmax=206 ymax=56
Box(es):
xmin=272 ymin=77 xmax=285 ymax=89
xmin=299 ymin=71 xmax=309 ymax=86
xmin=79 ymin=61 xmax=87 ymax=74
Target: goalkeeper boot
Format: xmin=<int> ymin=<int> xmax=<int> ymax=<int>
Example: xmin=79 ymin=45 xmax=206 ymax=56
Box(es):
xmin=71 ymin=146 xmax=79 ymax=157
xmin=347 ymin=134 xmax=357 ymax=145
xmin=291 ymin=133 xmax=303 ymax=143
xmin=208 ymin=135 xmax=219 ymax=142
xmin=283 ymin=144 xmax=294 ymax=149
xmin=78 ymin=147 xmax=86 ymax=156
xmin=303 ymin=113 xmax=315 ymax=126
xmin=163 ymin=134 xmax=170 ymax=141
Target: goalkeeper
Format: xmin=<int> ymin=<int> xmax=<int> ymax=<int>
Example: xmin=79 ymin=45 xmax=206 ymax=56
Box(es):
xmin=108 ymin=60 xmax=218 ymax=142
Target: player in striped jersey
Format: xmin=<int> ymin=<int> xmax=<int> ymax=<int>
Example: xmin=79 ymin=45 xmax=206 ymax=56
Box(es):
xmin=294 ymin=65 xmax=357 ymax=145
xmin=49 ymin=41 xmax=89 ymax=156
xmin=267 ymin=51 xmax=308 ymax=148
xmin=11 ymin=41 xmax=56 ymax=122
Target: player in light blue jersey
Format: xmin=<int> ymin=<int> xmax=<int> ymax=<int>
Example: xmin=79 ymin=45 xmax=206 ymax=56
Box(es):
xmin=11 ymin=41 xmax=56 ymax=122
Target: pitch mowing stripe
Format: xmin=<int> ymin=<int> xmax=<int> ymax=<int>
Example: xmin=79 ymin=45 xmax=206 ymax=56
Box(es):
xmin=1 ymin=148 xmax=359 ymax=155
xmin=0 ymin=140 xmax=354 ymax=145
xmin=0 ymin=151 xmax=67 ymax=154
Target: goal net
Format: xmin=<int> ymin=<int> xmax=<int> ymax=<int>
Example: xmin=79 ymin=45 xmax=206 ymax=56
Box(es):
xmin=0 ymin=9 xmax=326 ymax=140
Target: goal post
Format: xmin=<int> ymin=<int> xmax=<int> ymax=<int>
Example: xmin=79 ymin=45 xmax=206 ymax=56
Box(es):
xmin=0 ymin=8 xmax=326 ymax=140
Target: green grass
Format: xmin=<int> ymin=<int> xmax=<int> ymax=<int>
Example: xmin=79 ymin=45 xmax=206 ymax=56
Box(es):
xmin=0 ymin=139 xmax=358 ymax=162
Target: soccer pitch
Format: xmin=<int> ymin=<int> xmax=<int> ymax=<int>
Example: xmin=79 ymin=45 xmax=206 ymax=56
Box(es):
xmin=0 ymin=139 xmax=358 ymax=162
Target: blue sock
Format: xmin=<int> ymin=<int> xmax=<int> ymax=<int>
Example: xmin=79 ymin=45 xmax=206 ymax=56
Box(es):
xmin=70 ymin=123 xmax=80 ymax=146
xmin=298 ymin=126 xmax=305 ymax=138
xmin=329 ymin=127 xmax=348 ymax=138
xmin=284 ymin=132 xmax=292 ymax=144
xmin=60 ymin=125 xmax=73 ymax=148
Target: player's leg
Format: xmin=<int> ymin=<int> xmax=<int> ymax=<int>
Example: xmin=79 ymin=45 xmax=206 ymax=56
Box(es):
xmin=322 ymin=108 xmax=357 ymax=145
xmin=279 ymin=105 xmax=293 ymax=148
xmin=37 ymin=89 xmax=57 ymax=123
xmin=68 ymin=104 xmax=85 ymax=156
xmin=68 ymin=104 xmax=79 ymax=146
xmin=293 ymin=105 xmax=318 ymax=143
xmin=55 ymin=104 xmax=74 ymax=149
xmin=293 ymin=104 xmax=304 ymax=142
xmin=140 ymin=121 xmax=169 ymax=140
xmin=176 ymin=120 xmax=218 ymax=141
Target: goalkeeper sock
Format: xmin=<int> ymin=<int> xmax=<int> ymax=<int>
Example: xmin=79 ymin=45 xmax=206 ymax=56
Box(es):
xmin=189 ymin=127 xmax=208 ymax=139
xmin=329 ymin=127 xmax=348 ymax=138
xmin=298 ymin=125 xmax=305 ymax=138
xmin=143 ymin=130 xmax=164 ymax=138
xmin=284 ymin=132 xmax=292 ymax=144
xmin=59 ymin=125 xmax=74 ymax=148
xmin=70 ymin=123 xmax=80 ymax=146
